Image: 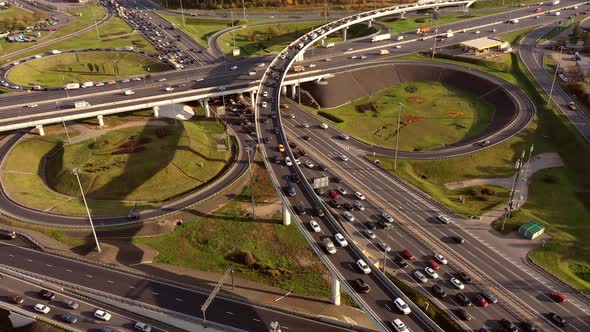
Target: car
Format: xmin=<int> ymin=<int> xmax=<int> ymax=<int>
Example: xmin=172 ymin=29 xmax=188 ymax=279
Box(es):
xmin=121 ymin=79 xmax=130 ymax=83
xmin=164 ymin=86 xmax=174 ymax=91
xmin=343 ymin=202 xmax=354 ymax=211
xmin=424 ymin=267 xmax=438 ymax=279
xmin=379 ymin=242 xmax=391 ymax=252
xmin=521 ymin=322 xmax=539 ymax=332
xmin=27 ymin=103 xmax=38 ymax=108
xmin=288 ymin=141 xmax=298 ymax=149
xmin=457 ymin=308 xmax=472 ymax=321
xmin=473 ymin=294 xmax=488 ymax=307
xmin=134 ymin=322 xmax=152 ymax=332
xmin=343 ymin=211 xmax=355 ymax=222
xmin=325 ymin=58 xmax=332 ymax=62
xmin=427 ymin=259 xmax=440 ymax=270
xmin=354 ymin=278 xmax=370 ymax=293
xmin=230 ymin=65 xmax=238 ymax=70
xmin=364 ymin=229 xmax=376 ymax=239
xmin=318 ymin=164 xmax=328 ymax=171
xmin=332 ymin=176 xmax=343 ymax=184
xmin=456 ymin=292 xmax=472 ymax=306
xmin=456 ymin=272 xmax=472 ymax=284
xmin=62 ymin=300 xmax=79 ymax=309
xmin=95 ymin=82 xmax=105 ymax=86
xmin=262 ymin=137 xmax=271 ymax=144
xmin=382 ymin=212 xmax=394 ymax=223
xmin=304 ymin=160 xmax=315 ymax=168
xmin=355 ymin=192 xmax=366 ymax=200
xmin=334 ymin=233 xmax=348 ymax=247
xmin=273 ymin=156 xmax=281 ymax=164
xmin=339 ymin=133 xmax=350 ymax=140
xmin=395 ymin=45 xmax=402 ymax=49
xmin=302 ymin=135 xmax=310 ymax=140
xmin=354 ymin=201 xmax=365 ymax=211
xmin=94 ymin=310 xmax=112 ymax=321
xmin=280 ymin=103 xmax=289 ymax=109
xmin=394 ymin=298 xmax=411 ymax=314
xmin=261 ymin=101 xmax=267 ymax=108
xmin=365 ymin=222 xmax=377 ymax=230
xmin=39 ymin=289 xmax=55 ymax=300
xmin=310 ymin=220 xmax=321 ymax=232
xmin=549 ymin=291 xmax=567 ymax=303
xmin=315 ymin=207 xmax=325 ymax=217
xmin=436 ymin=214 xmax=450 ymax=223
xmin=0 ymin=230 xmax=16 ymax=239
xmin=391 ymin=319 xmax=408 ymax=332
xmin=337 ymin=187 xmax=347 ymax=195
xmin=453 ymin=236 xmax=465 ymax=244
xmin=294 ymin=158 xmax=301 ymax=165
xmin=474 ymin=30 xmax=481 ymax=34
xmin=351 ymin=55 xmax=358 ymax=59
xmin=414 ymin=270 xmax=428 ymax=283
xmin=450 ymin=277 xmax=464 ymax=290
xmin=9 ymin=295 xmax=24 ymax=304
xmin=432 ymin=284 xmax=447 ymax=298
xmin=302 ymin=123 xmax=310 ymax=128
xmin=278 ymin=144 xmax=285 ymax=153
xmin=60 ymin=313 xmax=78 ymax=324
xmin=248 ymin=70 xmax=256 ymax=76
xmin=285 ymin=157 xmax=293 ymax=166
xmin=500 ymin=318 xmax=519 ymax=332
xmin=339 ymin=155 xmax=349 ymax=161
xmin=395 ymin=255 xmax=408 ymax=268
xmin=481 ymin=289 xmax=498 ymax=304
xmin=401 ymin=249 xmax=415 ymax=260
xmin=547 ymin=312 xmax=567 ymax=327
xmin=433 ymin=253 xmax=448 ymax=265
xmin=308 ymin=63 xmax=316 ymax=68
xmin=330 ymin=199 xmax=341 ymax=208
xmin=356 ymin=259 xmax=371 ymax=274
xmin=328 ymin=190 xmax=340 ymax=199
xmin=34 ymin=304 xmax=51 ymax=314
xmin=295 ymin=205 xmax=306 ymax=215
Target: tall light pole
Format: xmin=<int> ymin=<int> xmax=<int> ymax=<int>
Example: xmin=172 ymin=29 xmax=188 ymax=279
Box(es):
xmin=241 ymin=0 xmax=247 ymax=22
xmin=246 ymin=145 xmax=256 ymax=219
xmin=56 ymin=101 xmax=71 ymax=144
xmin=547 ymin=46 xmax=566 ymax=107
xmin=382 ymin=226 xmax=390 ymax=273
xmin=89 ymin=0 xmax=101 ymax=41
xmin=515 ymin=144 xmax=534 ymax=209
xmin=168 ymin=87 xmax=178 ymax=125
xmin=179 ymin=0 xmax=186 ymax=26
xmin=394 ymin=102 xmax=403 ymax=171
xmin=431 ymin=11 xmax=438 ymax=60
xmin=72 ymin=168 xmax=101 ymax=253
xmin=502 ymin=156 xmax=522 ymax=231
xmin=231 ymin=11 xmax=237 ymax=51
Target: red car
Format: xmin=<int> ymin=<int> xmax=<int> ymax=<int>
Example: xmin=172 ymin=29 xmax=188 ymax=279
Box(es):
xmin=473 ymin=294 xmax=488 ymax=308
xmin=401 ymin=249 xmax=415 ymax=260
xmin=428 ymin=259 xmax=440 ymax=270
xmin=549 ymin=291 xmax=567 ymax=303
xmin=328 ymin=190 xmax=340 ymax=199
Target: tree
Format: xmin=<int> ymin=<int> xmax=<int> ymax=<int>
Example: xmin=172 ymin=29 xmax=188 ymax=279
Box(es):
xmin=94 ymin=63 xmax=100 ymax=72
xmin=87 ymin=63 xmax=94 ymax=72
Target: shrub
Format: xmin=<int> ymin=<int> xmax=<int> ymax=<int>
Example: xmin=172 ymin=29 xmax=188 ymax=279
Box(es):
xmin=318 ymin=111 xmax=344 ymax=123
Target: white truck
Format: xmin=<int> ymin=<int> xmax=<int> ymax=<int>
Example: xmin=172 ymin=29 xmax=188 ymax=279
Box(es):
xmin=64 ymin=83 xmax=80 ymax=90
xmin=74 ymin=101 xmax=90 ymax=108
xmin=51 ymin=50 xmax=61 ymax=55
xmin=124 ymin=90 xmax=135 ymax=95
xmin=371 ymin=33 xmax=391 ymax=43
xmin=82 ymin=81 xmax=94 ymax=88
xmin=552 ymin=0 xmax=560 ymax=5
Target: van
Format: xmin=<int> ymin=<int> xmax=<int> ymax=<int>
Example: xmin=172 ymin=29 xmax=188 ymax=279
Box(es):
xmin=124 ymin=90 xmax=135 ymax=95
xmin=286 ymin=181 xmax=296 ymax=197
xmin=322 ymin=238 xmax=336 ymax=254
xmin=391 ymin=319 xmax=408 ymax=332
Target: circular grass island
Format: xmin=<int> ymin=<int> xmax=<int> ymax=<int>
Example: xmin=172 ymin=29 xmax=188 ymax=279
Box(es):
xmin=7 ymin=51 xmax=169 ymax=87
xmin=1 ymin=118 xmax=232 ymax=217
xmin=316 ymin=81 xmax=495 ymax=151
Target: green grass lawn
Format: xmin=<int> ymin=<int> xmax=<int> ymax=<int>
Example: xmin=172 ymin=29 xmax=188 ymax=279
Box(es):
xmin=7 ymin=51 xmax=167 ymax=86
xmin=471 ymin=0 xmax=539 ymax=9
xmin=317 ymin=81 xmax=495 ymax=151
xmin=2 ymin=119 xmax=231 ymax=216
xmin=379 ymin=11 xmax=502 ymax=34
xmin=158 ymin=13 xmax=238 ymax=48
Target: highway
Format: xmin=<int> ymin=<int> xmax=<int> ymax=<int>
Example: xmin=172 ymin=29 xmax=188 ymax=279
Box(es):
xmin=0 ymin=239 xmax=362 ymax=332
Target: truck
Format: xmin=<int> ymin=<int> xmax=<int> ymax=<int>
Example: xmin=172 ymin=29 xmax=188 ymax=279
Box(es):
xmin=51 ymin=50 xmax=61 ymax=55
xmin=416 ymin=27 xmax=431 ymax=34
xmin=568 ymin=101 xmax=578 ymax=111
xmin=124 ymin=90 xmax=135 ymax=95
xmin=379 ymin=49 xmax=390 ymax=55
xmin=292 ymin=65 xmax=305 ymax=73
xmin=74 ymin=101 xmax=90 ymax=108
xmin=554 ymin=11 xmax=561 ymax=16
xmin=552 ymin=0 xmax=560 ymax=5
xmin=371 ymin=33 xmax=391 ymax=42
xmin=64 ymin=83 xmax=80 ymax=90
xmin=396 ymin=35 xmax=404 ymax=41
xmin=446 ymin=32 xmax=455 ymax=38
xmin=535 ymin=7 xmax=543 ymax=12
xmin=81 ymin=81 xmax=94 ymax=88
xmin=324 ymin=42 xmax=335 ymax=48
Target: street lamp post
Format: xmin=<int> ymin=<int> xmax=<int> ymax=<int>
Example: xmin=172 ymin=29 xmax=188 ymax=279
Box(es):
xmin=179 ymin=0 xmax=186 ymax=26
xmin=382 ymin=226 xmax=390 ymax=273
xmin=547 ymin=46 xmax=566 ymax=107
xmin=246 ymin=145 xmax=256 ymax=219
xmin=168 ymin=87 xmax=178 ymax=125
xmin=242 ymin=0 xmax=247 ymax=22
xmin=56 ymin=101 xmax=71 ymax=144
xmin=394 ymin=102 xmax=403 ymax=171
xmin=72 ymin=168 xmax=101 ymax=253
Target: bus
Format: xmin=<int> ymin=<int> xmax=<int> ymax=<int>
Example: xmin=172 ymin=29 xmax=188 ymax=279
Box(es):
xmin=167 ymin=58 xmax=183 ymax=70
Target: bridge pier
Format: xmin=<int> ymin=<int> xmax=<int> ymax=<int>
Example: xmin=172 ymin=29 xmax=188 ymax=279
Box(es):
xmin=294 ymin=50 xmax=305 ymax=62
xmin=282 ymin=204 xmax=291 ymax=225
xmin=331 ymin=275 xmax=341 ymax=306
xmin=153 ymin=106 xmax=159 ymax=118
xmin=321 ymin=38 xmax=326 ymax=46
xmin=368 ymin=19 xmax=373 ymax=28
xmin=343 ymin=27 xmax=348 ymax=42
xmin=36 ymin=124 xmax=45 ymax=136
xmin=291 ymin=84 xmax=297 ymax=100
xmin=202 ymin=98 xmax=211 ymax=118
xmin=281 ymin=86 xmax=287 ymax=96
xmin=97 ymin=115 xmax=104 ymax=127
xmin=249 ymin=91 xmax=256 ymax=107
xmin=399 ymin=11 xmax=405 ymax=19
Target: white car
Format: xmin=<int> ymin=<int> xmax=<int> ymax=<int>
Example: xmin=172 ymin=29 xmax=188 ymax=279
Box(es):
xmin=325 ymin=58 xmax=332 ymax=62
xmin=295 ymin=158 xmax=301 ymax=165
xmin=156 ymin=78 xmax=167 ymax=82
xmin=263 ymin=91 xmax=268 ymax=97
xmin=391 ymin=319 xmax=408 ymax=332
xmin=474 ymin=30 xmax=481 ymax=34
xmin=354 ymin=201 xmax=365 ymax=211
xmin=414 ymin=270 xmax=428 ymax=283
xmin=194 ymin=78 xmax=204 ymax=82
xmin=379 ymin=242 xmax=391 ymax=252
xmin=355 ymin=192 xmax=366 ymax=200
xmin=340 ymin=155 xmax=349 ymax=162
xmin=305 ymin=160 xmax=314 ymax=168
xmin=27 ymin=103 xmax=38 ymax=108
xmin=351 ymin=55 xmax=358 ymax=59
xmin=164 ymin=87 xmax=174 ymax=92
xmin=436 ymin=214 xmax=450 ymax=224
xmin=394 ymin=298 xmax=411 ymax=315
xmin=134 ymin=322 xmax=152 ymax=332
xmin=334 ymin=233 xmax=348 ymax=247
xmin=308 ymin=63 xmax=316 ymax=68
xmin=261 ymin=101 xmax=267 ymax=108
xmin=121 ymin=79 xmax=130 ymax=83
xmin=425 ymin=267 xmax=439 ymax=279
xmin=434 ymin=253 xmax=448 ymax=265
xmin=395 ymin=45 xmax=402 ymax=49
xmin=230 ymin=65 xmax=238 ymax=70
xmin=343 ymin=211 xmax=355 ymax=222
xmin=94 ymin=309 xmax=112 ymax=321
xmin=257 ymin=63 xmax=265 ymax=67
xmin=364 ymin=229 xmax=376 ymax=239
xmin=337 ymin=187 xmax=348 ymax=195
xmin=450 ymin=277 xmax=465 ymax=290
xmin=302 ymin=123 xmax=310 ymax=128
xmin=360 ymin=55 xmax=367 ymax=59
xmin=285 ymin=157 xmax=293 ymax=166
xmin=356 ymin=259 xmax=371 ymax=274
xmin=95 ymin=82 xmax=105 ymax=86
xmin=382 ymin=212 xmax=394 ymax=223
xmin=132 ymin=77 xmax=142 ymax=81
xmin=339 ymin=133 xmax=350 ymax=140
xmin=34 ymin=304 xmax=50 ymax=314
xmin=310 ymin=220 xmax=321 ymax=232
xmin=248 ymin=70 xmax=256 ymax=76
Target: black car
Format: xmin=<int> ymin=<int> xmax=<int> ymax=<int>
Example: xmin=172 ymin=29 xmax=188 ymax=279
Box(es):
xmin=456 ymin=292 xmax=472 ymax=306
xmin=456 ymin=272 xmax=472 ymax=284
xmin=332 ymin=176 xmax=343 ymax=184
xmin=299 ymin=149 xmax=308 ymax=156
xmin=378 ymin=219 xmax=392 ymax=229
xmin=456 ymin=308 xmax=472 ymax=321
xmin=271 ymin=128 xmax=279 ymax=134
xmin=288 ymin=141 xmax=298 ymax=149
xmin=354 ymin=278 xmax=371 ymax=293
xmin=314 ymin=207 xmax=325 ymax=217
xmin=290 ymin=174 xmax=301 ymax=184
xmin=481 ymin=289 xmax=498 ymax=304
xmin=39 ymin=289 xmax=55 ymax=301
xmin=394 ymin=256 xmax=408 ymax=268
xmin=273 ymin=156 xmax=281 ymax=164
xmin=548 ymin=312 xmax=567 ymax=327
xmin=262 ymin=137 xmax=271 ymax=144
xmin=60 ymin=313 xmax=78 ymax=324
xmin=302 ymin=135 xmax=310 ymax=140
xmin=295 ymin=206 xmax=306 ymax=215
xmin=431 ymin=284 xmax=447 ymax=298
xmin=62 ymin=300 xmax=78 ymax=309
xmin=329 ymin=200 xmax=341 ymax=208
xmin=521 ymin=322 xmax=539 ymax=332
xmin=0 ymin=230 xmax=16 ymax=239
xmin=318 ymin=164 xmax=327 ymax=171
xmin=453 ymin=236 xmax=465 ymax=244
xmin=315 ymin=188 xmax=326 ymax=196
xmin=500 ymin=318 xmax=519 ymax=332
xmin=365 ymin=222 xmax=377 ymax=230
xmin=343 ymin=203 xmax=355 ymax=211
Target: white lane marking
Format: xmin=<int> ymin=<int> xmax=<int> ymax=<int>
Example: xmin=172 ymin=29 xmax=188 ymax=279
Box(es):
xmin=385 ymin=304 xmax=392 ymax=311
xmin=107 ymin=280 xmax=114 ymax=284
xmin=65 ymin=269 xmax=72 ymax=272
xmin=274 ymin=291 xmax=292 ymax=302
xmin=176 ymin=298 xmax=183 ymax=302
xmin=253 ymin=318 xmax=261 ymax=322
xmin=45 ymin=264 xmax=52 ymax=267
xmin=152 ymin=292 xmax=159 ymax=295
xmin=129 ymin=286 xmax=135 ymax=289
xmin=85 ymin=274 xmax=92 ymax=278
xmin=226 ymin=311 xmax=235 ymax=315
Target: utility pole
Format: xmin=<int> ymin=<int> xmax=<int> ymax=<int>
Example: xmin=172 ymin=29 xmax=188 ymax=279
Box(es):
xmin=547 ymin=46 xmax=566 ymax=107
xmin=297 ymin=72 xmax=301 ymax=105
xmin=247 ymin=145 xmax=256 ymax=219
xmin=56 ymin=101 xmax=71 ymax=144
xmin=502 ymin=156 xmax=523 ymax=231
xmin=394 ymin=102 xmax=403 ymax=171
xmin=431 ymin=11 xmax=438 ymax=60
xmin=231 ymin=11 xmax=236 ymax=51
xmin=179 ymin=0 xmax=186 ymax=26
xmin=72 ymin=168 xmax=101 ymax=253
xmin=89 ymin=0 xmax=101 ymax=41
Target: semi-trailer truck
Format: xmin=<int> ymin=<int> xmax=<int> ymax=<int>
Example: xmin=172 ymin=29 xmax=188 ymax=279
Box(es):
xmin=416 ymin=27 xmax=431 ymax=34
xmin=64 ymin=83 xmax=80 ymax=90
xmin=371 ymin=33 xmax=391 ymax=42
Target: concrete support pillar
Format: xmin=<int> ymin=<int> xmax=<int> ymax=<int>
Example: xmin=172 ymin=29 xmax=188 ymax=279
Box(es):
xmin=321 ymin=38 xmax=326 ymax=46
xmin=153 ymin=106 xmax=159 ymax=118
xmin=36 ymin=124 xmax=45 ymax=136
xmin=368 ymin=19 xmax=373 ymax=28
xmin=294 ymin=50 xmax=305 ymax=62
xmin=291 ymin=84 xmax=297 ymax=100
xmin=97 ymin=115 xmax=104 ymax=127
xmin=282 ymin=204 xmax=291 ymax=225
xmin=343 ymin=27 xmax=347 ymax=41
xmin=331 ymin=275 xmax=341 ymax=306
xmin=249 ymin=91 xmax=256 ymax=106
xmin=203 ymin=98 xmax=211 ymax=118
xmin=399 ymin=11 xmax=405 ymax=19
xmin=281 ymin=85 xmax=287 ymax=96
